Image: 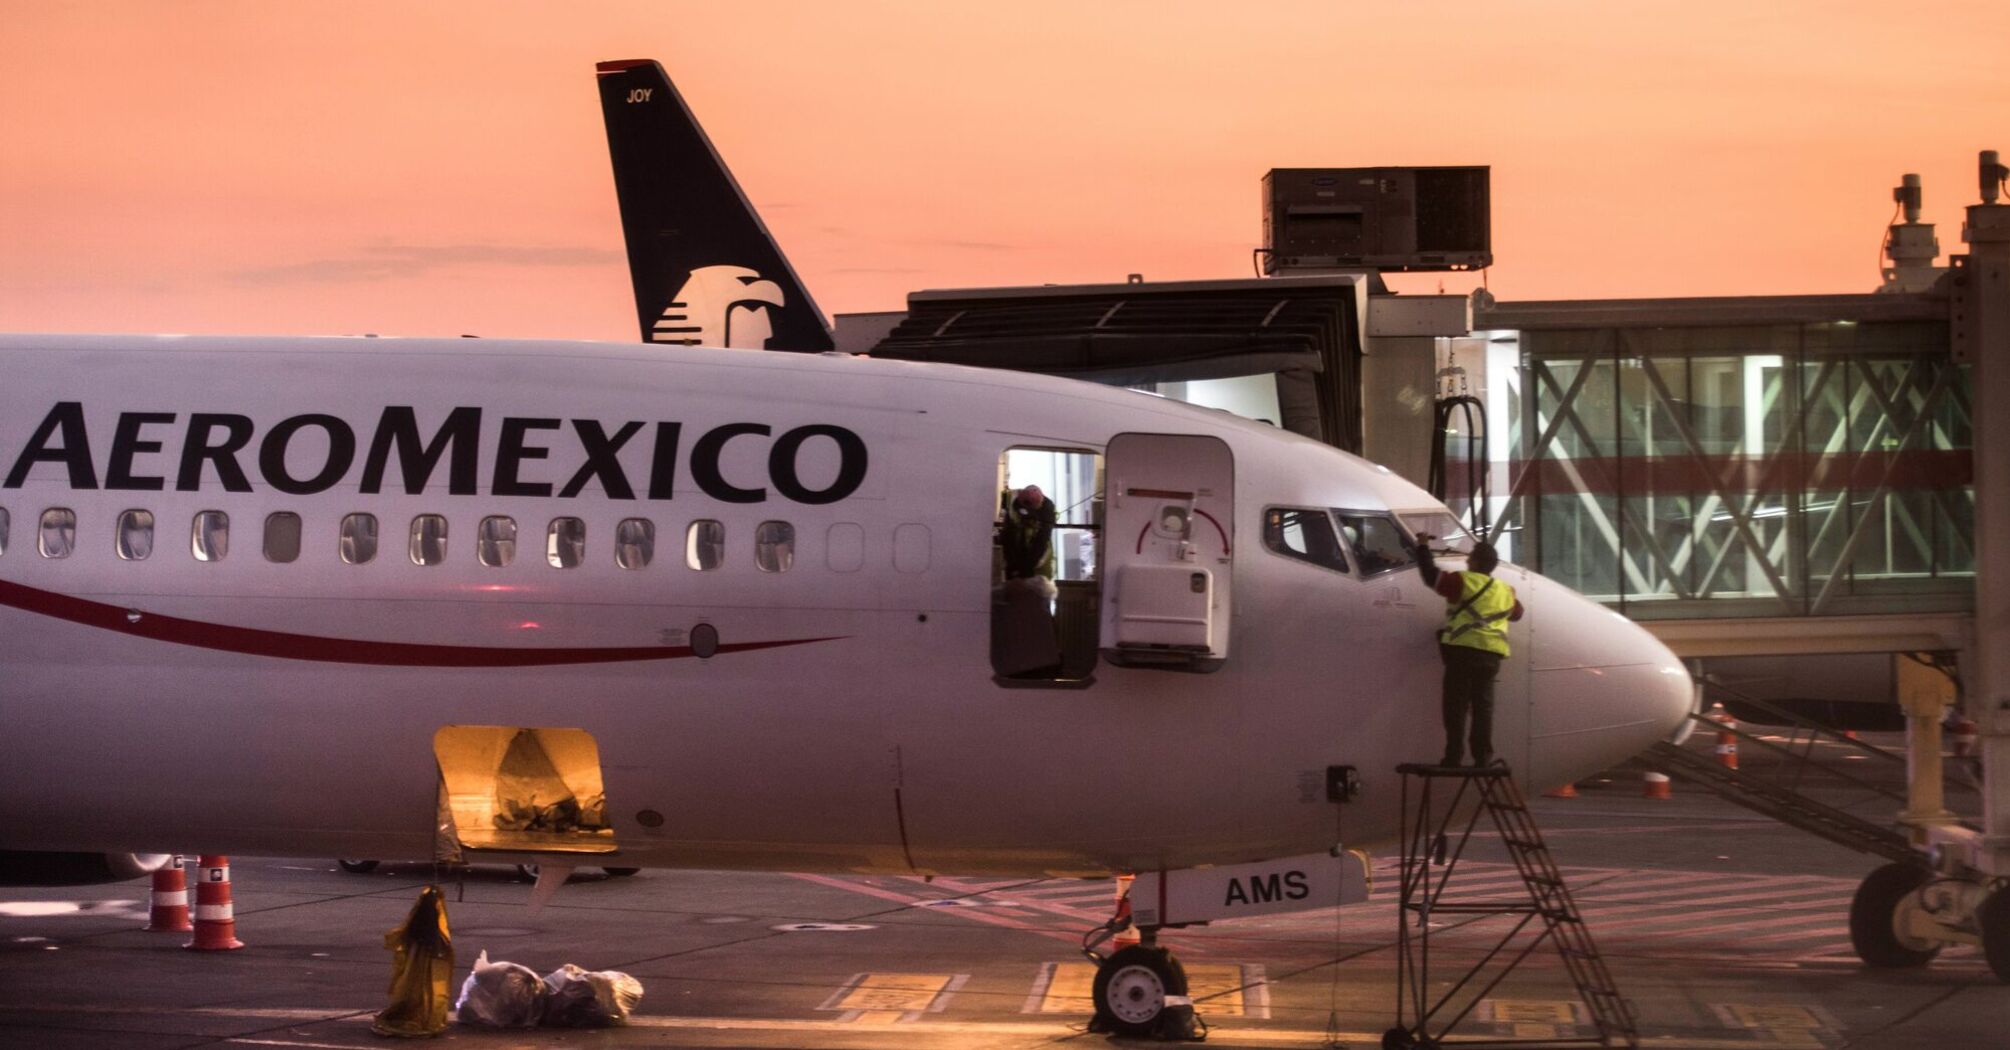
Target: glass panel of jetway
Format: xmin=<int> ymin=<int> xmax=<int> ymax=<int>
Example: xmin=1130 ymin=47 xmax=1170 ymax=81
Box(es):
xmin=1479 ymin=316 xmax=1972 ymax=619
xmin=433 ymin=726 xmax=618 ymax=858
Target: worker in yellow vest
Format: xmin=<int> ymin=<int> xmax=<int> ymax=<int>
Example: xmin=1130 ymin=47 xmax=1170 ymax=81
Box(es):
xmin=1415 ymin=538 xmax=1523 ymax=767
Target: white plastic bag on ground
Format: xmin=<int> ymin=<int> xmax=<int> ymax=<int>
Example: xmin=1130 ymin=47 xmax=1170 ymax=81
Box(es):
xmin=539 ymin=963 xmax=644 ymax=1026
xmin=453 ymin=950 xmax=546 ymax=1027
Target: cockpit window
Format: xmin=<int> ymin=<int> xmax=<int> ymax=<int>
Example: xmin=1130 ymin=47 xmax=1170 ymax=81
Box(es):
xmin=1335 ymin=511 xmax=1415 ymax=576
xmin=1262 ymin=507 xmax=1349 ymax=574
xmin=1397 ymin=510 xmax=1479 ymax=555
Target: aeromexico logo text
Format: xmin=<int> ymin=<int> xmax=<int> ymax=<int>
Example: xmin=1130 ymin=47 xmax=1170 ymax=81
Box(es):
xmin=2 ymin=404 xmax=867 ymax=505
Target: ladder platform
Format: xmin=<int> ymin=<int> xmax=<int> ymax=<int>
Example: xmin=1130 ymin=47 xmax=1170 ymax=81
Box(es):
xmin=1395 ymin=761 xmax=1512 ymax=778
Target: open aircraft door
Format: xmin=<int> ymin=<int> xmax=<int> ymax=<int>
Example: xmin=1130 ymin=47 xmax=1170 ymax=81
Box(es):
xmin=1099 ymin=433 xmax=1234 ymax=671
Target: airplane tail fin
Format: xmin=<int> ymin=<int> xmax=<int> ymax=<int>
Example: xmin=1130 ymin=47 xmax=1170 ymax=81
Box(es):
xmin=596 ymin=59 xmax=833 ymax=351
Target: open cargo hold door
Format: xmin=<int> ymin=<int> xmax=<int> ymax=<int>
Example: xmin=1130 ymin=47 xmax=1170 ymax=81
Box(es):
xmin=434 ymin=727 xmax=619 ymax=859
xmin=1099 ymin=433 xmax=1233 ymax=671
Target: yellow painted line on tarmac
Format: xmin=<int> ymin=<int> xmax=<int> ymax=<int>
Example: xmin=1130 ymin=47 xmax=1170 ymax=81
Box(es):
xmin=5 ymin=1002 xmax=1802 ymax=1048
xmin=1030 ymin=961 xmax=1264 ymax=1018
xmin=818 ymin=972 xmax=961 ymax=1023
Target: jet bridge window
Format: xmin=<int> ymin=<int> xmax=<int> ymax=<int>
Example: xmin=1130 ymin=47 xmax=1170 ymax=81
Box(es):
xmin=991 ymin=446 xmax=1103 ymax=684
xmin=686 ymin=520 xmax=724 ymax=571
xmin=117 ymin=510 xmax=154 ymax=561
xmin=410 ymin=514 xmax=449 ymax=567
xmin=547 ymin=517 xmax=586 ymax=569
xmin=1336 ymin=511 xmax=1416 ymax=576
xmin=340 ymin=513 xmax=378 ymax=565
xmin=615 ymin=518 xmax=654 ymax=569
xmin=1263 ymin=507 xmax=1350 ymax=574
xmin=754 ymin=521 xmax=794 ymax=573
xmin=264 ymin=512 xmax=302 ymax=563
xmin=39 ymin=508 xmax=76 ymax=559
xmin=192 ymin=510 xmax=229 ymax=562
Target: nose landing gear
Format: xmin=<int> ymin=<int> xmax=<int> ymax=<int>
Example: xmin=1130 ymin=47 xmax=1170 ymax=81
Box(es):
xmin=1082 ymin=891 xmax=1201 ymax=1039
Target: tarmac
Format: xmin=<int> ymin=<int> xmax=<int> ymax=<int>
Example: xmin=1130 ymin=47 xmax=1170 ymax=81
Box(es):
xmin=3 ymin=736 xmax=2005 ymax=1050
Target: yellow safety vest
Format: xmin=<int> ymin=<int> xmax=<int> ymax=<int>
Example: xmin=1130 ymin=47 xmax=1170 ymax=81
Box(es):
xmin=1440 ymin=571 xmax=1515 ymax=657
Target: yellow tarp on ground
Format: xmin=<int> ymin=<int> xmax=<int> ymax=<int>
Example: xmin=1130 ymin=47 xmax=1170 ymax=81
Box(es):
xmin=372 ymin=886 xmax=453 ymax=1038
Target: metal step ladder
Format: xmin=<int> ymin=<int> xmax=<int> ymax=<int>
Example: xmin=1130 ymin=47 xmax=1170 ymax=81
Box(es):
xmin=1644 ymin=738 xmax=1919 ymax=864
xmin=1387 ymin=763 xmax=1638 ymax=1050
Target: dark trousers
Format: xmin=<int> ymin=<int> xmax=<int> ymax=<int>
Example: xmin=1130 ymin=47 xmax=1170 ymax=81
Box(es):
xmin=1440 ymin=644 xmax=1503 ymax=766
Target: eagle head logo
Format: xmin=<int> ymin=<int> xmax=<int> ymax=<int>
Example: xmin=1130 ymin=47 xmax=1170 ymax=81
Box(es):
xmin=651 ymin=265 xmax=787 ymax=349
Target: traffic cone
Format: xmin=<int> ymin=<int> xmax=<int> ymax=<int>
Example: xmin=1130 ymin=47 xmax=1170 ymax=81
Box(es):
xmin=185 ymin=855 xmax=245 ymax=951
xmin=1643 ymin=772 xmax=1673 ymax=799
xmin=1542 ymin=782 xmax=1578 ymax=798
xmin=144 ymin=856 xmax=192 ymax=932
xmin=1111 ymin=873 xmax=1139 ymax=951
xmin=1715 ymin=714 xmax=1740 ymax=771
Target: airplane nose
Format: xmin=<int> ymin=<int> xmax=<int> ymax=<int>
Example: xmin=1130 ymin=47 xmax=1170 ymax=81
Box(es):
xmin=1520 ymin=572 xmax=1695 ymax=785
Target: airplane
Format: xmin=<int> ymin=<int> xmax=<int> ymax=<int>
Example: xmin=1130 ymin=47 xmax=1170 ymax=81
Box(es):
xmin=0 ymin=334 xmax=1689 ymax=1028
xmin=0 ymin=60 xmax=1693 ymax=1036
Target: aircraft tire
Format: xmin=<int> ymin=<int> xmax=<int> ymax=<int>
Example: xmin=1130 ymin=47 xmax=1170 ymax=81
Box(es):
xmin=1978 ymin=885 xmax=2010 ymax=981
xmin=1848 ymin=862 xmax=1939 ymax=968
xmin=1091 ymin=945 xmax=1187 ymax=1037
xmin=337 ymin=859 xmax=379 ymax=874
xmin=602 ymin=867 xmax=642 ymax=877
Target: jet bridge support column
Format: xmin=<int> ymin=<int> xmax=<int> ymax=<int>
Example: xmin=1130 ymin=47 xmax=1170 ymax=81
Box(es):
xmin=1963 ymin=157 xmax=2010 ymax=878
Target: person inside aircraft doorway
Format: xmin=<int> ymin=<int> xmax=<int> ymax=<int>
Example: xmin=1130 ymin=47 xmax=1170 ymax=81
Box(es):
xmin=1000 ymin=485 xmax=1058 ymax=598
xmin=1414 ymin=538 xmax=1523 ymax=768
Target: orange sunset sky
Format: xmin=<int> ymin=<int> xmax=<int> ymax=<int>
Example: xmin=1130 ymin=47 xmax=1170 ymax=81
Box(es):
xmin=3 ymin=1 xmax=2006 ymax=342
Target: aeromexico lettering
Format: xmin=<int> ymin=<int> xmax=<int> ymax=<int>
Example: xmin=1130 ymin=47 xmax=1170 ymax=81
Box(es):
xmin=2 ymin=403 xmax=867 ymax=505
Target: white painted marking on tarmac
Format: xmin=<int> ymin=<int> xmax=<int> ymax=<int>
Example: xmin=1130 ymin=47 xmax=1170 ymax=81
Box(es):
xmin=0 ymin=899 xmax=144 ymax=918
xmin=771 ymin=922 xmax=875 ymax=932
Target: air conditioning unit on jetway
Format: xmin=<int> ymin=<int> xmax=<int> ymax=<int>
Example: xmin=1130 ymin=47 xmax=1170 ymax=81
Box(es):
xmin=1263 ymin=166 xmax=1491 ymax=274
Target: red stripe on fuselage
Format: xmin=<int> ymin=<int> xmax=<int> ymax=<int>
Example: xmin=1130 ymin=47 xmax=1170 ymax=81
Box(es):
xmin=0 ymin=577 xmax=840 ymax=667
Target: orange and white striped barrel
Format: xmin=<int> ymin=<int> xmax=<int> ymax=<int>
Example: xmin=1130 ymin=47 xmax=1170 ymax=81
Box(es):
xmin=185 ymin=855 xmax=245 ymax=951
xmin=1714 ymin=714 xmax=1739 ymax=770
xmin=1643 ymin=771 xmax=1673 ymax=799
xmin=144 ymin=856 xmax=192 ymax=933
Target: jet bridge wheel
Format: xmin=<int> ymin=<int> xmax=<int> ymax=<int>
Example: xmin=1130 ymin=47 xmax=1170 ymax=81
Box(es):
xmin=1848 ymin=862 xmax=1940 ymax=968
xmin=1091 ymin=945 xmax=1189 ymax=1037
xmin=1978 ymin=884 xmax=2010 ymax=981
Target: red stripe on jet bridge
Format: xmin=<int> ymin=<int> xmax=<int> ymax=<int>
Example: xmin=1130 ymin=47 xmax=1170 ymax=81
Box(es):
xmin=0 ymin=577 xmax=841 ymax=668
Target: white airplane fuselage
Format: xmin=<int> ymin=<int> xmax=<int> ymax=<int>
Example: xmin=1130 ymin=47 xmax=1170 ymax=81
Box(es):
xmin=0 ymin=334 xmax=1691 ymax=877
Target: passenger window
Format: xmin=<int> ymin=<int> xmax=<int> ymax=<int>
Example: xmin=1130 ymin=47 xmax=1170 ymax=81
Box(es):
xmin=1263 ymin=508 xmax=1349 ymax=574
xmin=0 ymin=506 xmax=9 ymax=556
xmin=409 ymin=514 xmax=448 ymax=566
xmin=39 ymin=508 xmax=77 ymax=559
xmin=264 ymin=512 xmax=302 ymax=563
xmin=614 ymin=518 xmax=654 ymax=570
xmin=340 ymin=513 xmax=379 ymax=565
xmin=547 ymin=517 xmax=586 ymax=569
xmin=686 ymin=520 xmax=724 ymax=571
xmin=117 ymin=509 xmax=155 ymax=561
xmin=477 ymin=516 xmax=517 ymax=568
xmin=826 ymin=522 xmax=864 ymax=573
xmin=192 ymin=510 xmax=229 ymax=562
xmin=754 ymin=521 xmax=794 ymax=573
xmin=1336 ymin=511 xmax=1415 ymax=576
